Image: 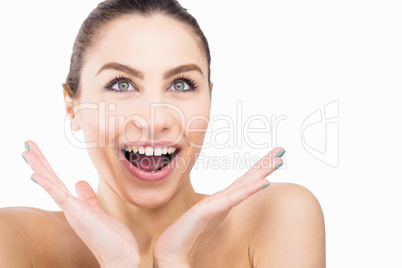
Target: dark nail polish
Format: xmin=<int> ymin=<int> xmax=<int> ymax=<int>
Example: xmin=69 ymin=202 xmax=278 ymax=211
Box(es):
xmin=24 ymin=141 xmax=30 ymax=151
xmin=22 ymin=154 xmax=28 ymax=163
xmin=261 ymin=184 xmax=270 ymax=190
xmin=277 ymin=150 xmax=286 ymax=158
xmin=30 ymin=177 xmax=38 ymax=184
xmin=274 ymin=162 xmax=283 ymax=170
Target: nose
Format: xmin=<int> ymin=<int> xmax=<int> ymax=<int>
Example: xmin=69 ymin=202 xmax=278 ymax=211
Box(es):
xmin=132 ymin=99 xmax=181 ymax=139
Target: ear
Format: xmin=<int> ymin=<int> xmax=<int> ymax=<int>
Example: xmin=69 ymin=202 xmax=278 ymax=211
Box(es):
xmin=63 ymin=88 xmax=81 ymax=131
xmin=209 ymin=82 xmax=213 ymax=97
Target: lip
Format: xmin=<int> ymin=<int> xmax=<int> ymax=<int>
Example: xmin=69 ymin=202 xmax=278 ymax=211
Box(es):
xmin=119 ymin=141 xmax=182 ymax=182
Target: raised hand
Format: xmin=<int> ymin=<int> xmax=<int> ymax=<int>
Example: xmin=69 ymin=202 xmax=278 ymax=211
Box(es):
xmin=153 ymin=147 xmax=285 ymax=267
xmin=21 ymin=140 xmax=140 ymax=268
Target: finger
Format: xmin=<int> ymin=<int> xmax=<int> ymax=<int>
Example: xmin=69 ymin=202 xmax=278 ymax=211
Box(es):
xmin=74 ymin=182 xmax=137 ymax=243
xmin=242 ymin=147 xmax=285 ymax=181
xmin=31 ymin=173 xmax=98 ymax=242
xmin=75 ymin=181 xmax=104 ymax=214
xmin=187 ymin=178 xmax=268 ymax=228
xmin=30 ymin=173 xmax=77 ymax=211
xmin=31 ymin=174 xmax=100 ymax=227
xmin=234 ymin=147 xmax=284 ymax=187
xmin=23 ymin=151 xmax=69 ymax=192
xmin=24 ymin=140 xmax=60 ymax=178
xmin=215 ymin=178 xmax=269 ymax=212
xmin=23 ymin=141 xmax=68 ymax=191
xmin=214 ymin=150 xmax=282 ymax=199
xmin=30 ymin=173 xmax=95 ymax=230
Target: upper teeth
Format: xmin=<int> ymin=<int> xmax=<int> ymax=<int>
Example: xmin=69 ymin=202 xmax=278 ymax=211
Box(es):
xmin=124 ymin=146 xmax=178 ymax=156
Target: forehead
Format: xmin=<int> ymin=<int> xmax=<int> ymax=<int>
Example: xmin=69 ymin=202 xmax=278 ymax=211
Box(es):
xmin=83 ymin=14 xmax=207 ymax=77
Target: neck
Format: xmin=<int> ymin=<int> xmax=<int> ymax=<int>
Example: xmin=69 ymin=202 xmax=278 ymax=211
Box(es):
xmin=96 ymin=177 xmax=204 ymax=254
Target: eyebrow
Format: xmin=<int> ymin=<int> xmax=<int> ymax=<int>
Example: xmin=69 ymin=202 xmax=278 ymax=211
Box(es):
xmin=97 ymin=62 xmax=144 ymax=79
xmin=96 ymin=62 xmax=204 ymax=80
xmin=163 ymin=64 xmax=204 ymax=79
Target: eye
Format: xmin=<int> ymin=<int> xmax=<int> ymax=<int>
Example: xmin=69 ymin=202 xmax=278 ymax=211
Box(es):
xmin=172 ymin=81 xmax=189 ymax=92
xmin=168 ymin=75 xmax=198 ymax=92
xmin=111 ymin=81 xmax=135 ymax=92
xmin=104 ymin=75 xmax=136 ymax=92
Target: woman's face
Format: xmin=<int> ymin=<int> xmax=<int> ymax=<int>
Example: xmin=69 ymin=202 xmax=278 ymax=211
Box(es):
xmin=69 ymin=15 xmax=211 ymax=208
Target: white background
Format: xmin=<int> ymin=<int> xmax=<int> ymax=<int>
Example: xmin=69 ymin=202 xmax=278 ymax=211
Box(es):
xmin=1 ymin=0 xmax=401 ymax=267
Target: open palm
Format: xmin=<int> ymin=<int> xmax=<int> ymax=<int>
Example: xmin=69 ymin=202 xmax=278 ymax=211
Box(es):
xmin=22 ymin=141 xmax=140 ymax=268
xmin=153 ymin=147 xmax=284 ymax=267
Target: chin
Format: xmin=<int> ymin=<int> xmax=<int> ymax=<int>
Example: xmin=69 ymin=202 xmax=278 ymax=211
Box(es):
xmin=126 ymin=190 xmax=176 ymax=209
xmin=98 ymin=159 xmax=191 ymax=209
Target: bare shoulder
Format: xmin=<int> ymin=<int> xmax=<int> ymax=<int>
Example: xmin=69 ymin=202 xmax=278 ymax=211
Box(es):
xmin=236 ymin=182 xmax=324 ymax=223
xmin=0 ymin=207 xmax=98 ymax=267
xmin=0 ymin=206 xmax=66 ymax=237
xmin=235 ymin=182 xmax=326 ymax=267
xmin=0 ymin=206 xmax=64 ymax=242
xmin=0 ymin=206 xmax=64 ymax=225
xmin=247 ymin=182 xmax=324 ymax=214
xmin=0 ymin=207 xmax=57 ymax=266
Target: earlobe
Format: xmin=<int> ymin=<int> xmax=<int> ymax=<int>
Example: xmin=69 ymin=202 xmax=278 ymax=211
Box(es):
xmin=209 ymin=82 xmax=213 ymax=99
xmin=63 ymin=88 xmax=81 ymax=131
xmin=209 ymin=82 xmax=213 ymax=102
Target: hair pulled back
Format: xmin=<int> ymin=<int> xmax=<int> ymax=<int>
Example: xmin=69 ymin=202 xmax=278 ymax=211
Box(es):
xmin=63 ymin=0 xmax=211 ymax=99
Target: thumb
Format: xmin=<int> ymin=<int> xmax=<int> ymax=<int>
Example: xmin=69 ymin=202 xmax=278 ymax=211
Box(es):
xmin=75 ymin=181 xmax=103 ymax=213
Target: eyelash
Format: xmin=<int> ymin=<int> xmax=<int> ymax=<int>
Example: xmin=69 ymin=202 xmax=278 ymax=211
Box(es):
xmin=104 ymin=75 xmax=136 ymax=92
xmin=104 ymin=74 xmax=199 ymax=93
xmin=172 ymin=74 xmax=199 ymax=92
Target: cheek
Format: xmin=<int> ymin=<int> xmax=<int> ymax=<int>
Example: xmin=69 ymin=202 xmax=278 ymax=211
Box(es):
xmin=183 ymin=102 xmax=210 ymax=150
xmin=76 ymin=102 xmax=118 ymax=147
xmin=76 ymin=103 xmax=122 ymax=174
xmin=78 ymin=109 xmax=102 ymax=144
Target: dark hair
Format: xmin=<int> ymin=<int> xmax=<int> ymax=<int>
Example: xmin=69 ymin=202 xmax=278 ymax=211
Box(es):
xmin=63 ymin=0 xmax=211 ymax=99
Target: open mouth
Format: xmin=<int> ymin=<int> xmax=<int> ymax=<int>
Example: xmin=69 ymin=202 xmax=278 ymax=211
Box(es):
xmin=121 ymin=146 xmax=180 ymax=173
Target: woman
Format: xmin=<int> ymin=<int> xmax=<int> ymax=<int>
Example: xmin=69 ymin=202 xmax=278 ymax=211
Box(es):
xmin=1 ymin=0 xmax=325 ymax=267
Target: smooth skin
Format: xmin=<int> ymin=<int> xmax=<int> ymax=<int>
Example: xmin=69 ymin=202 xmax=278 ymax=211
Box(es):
xmin=0 ymin=15 xmax=325 ymax=267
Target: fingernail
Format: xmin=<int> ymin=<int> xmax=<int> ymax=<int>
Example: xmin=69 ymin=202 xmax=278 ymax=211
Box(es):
xmin=30 ymin=177 xmax=38 ymax=184
xmin=274 ymin=162 xmax=283 ymax=170
xmin=277 ymin=150 xmax=286 ymax=158
xmin=261 ymin=183 xmax=270 ymax=190
xmin=24 ymin=141 xmax=30 ymax=151
xmin=22 ymin=154 xmax=28 ymax=163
